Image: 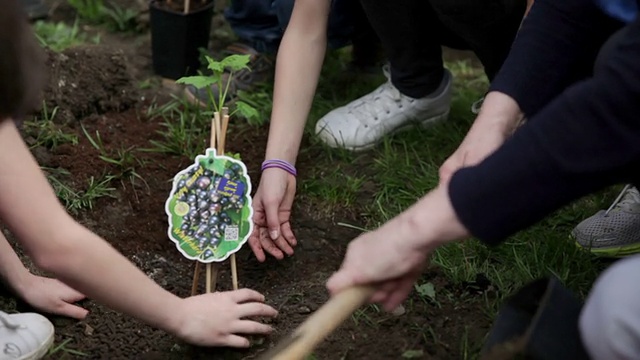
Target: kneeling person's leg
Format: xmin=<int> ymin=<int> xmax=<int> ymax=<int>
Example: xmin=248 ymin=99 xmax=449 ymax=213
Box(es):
xmin=580 ymin=254 xmax=640 ymax=359
xmin=315 ymin=0 xmax=456 ymax=151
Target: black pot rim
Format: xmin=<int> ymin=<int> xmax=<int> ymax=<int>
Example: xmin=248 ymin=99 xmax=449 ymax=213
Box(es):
xmin=149 ymin=0 xmax=215 ymax=16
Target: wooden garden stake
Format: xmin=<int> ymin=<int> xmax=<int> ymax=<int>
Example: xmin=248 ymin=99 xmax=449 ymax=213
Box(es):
xmin=191 ymin=262 xmax=200 ymax=296
xmin=215 ymin=107 xmax=239 ymax=291
xmin=220 ymin=109 xmax=239 ymax=291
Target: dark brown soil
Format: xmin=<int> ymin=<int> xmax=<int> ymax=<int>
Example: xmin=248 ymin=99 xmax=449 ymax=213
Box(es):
xmin=0 ymin=7 xmax=495 ymax=360
xmin=41 ymin=46 xmax=140 ymax=123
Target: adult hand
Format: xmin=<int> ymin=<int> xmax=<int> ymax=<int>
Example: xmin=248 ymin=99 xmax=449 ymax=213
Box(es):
xmin=19 ymin=275 xmax=88 ymax=319
xmin=326 ymin=226 xmax=429 ymax=312
xmin=439 ymin=92 xmax=525 ymax=185
xmin=175 ymin=289 xmax=278 ymax=347
xmin=326 ymin=186 xmax=471 ymax=311
xmin=249 ymin=168 xmax=297 ymax=262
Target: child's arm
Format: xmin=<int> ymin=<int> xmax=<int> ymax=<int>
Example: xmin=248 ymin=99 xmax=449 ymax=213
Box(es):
xmin=0 ymin=229 xmax=31 ymax=294
xmin=0 ymin=230 xmax=89 ymax=319
xmin=265 ymin=0 xmax=331 ymax=164
xmin=0 ymin=119 xmax=277 ymax=346
xmin=248 ymin=0 xmax=333 ymax=261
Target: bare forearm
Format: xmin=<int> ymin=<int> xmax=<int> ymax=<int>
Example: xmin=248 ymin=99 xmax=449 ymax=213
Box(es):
xmin=0 ymin=120 xmax=183 ymax=335
xmin=382 ymin=185 xmax=470 ymax=253
xmin=0 ymin=230 xmax=30 ymax=292
xmin=472 ymin=91 xmax=525 ymax=136
xmin=42 ymin=224 xmax=183 ymax=334
xmin=265 ymin=0 xmax=330 ymax=164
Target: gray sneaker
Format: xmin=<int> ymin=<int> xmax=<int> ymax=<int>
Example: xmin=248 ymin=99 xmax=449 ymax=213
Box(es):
xmin=572 ymin=185 xmax=640 ymax=257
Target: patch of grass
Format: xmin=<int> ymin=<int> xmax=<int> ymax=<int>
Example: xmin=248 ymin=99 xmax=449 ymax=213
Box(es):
xmin=68 ymin=0 xmax=140 ymax=32
xmin=81 ymin=126 xmax=149 ymax=197
xmin=350 ymin=304 xmax=381 ymax=328
xmin=44 ymin=167 xmax=116 ymax=213
xmin=32 ymin=20 xmax=99 ymax=52
xmin=236 ymin=85 xmax=273 ymax=127
xmin=49 ymin=338 xmax=88 ymax=358
xmin=23 ymin=102 xmax=78 ymax=149
xmin=300 ymin=166 xmax=365 ymax=209
xmin=143 ymin=96 xmax=211 ymax=160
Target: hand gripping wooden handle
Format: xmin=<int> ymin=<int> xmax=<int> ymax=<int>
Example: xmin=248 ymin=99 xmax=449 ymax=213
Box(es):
xmin=257 ymin=285 xmax=375 ymax=360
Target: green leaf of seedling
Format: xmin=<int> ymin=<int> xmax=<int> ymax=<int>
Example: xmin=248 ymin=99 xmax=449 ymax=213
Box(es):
xmin=175 ymin=75 xmax=217 ymax=90
xmin=220 ymin=54 xmax=251 ymax=72
xmin=234 ymin=101 xmax=259 ymax=120
xmin=205 ymin=55 xmax=225 ymax=73
xmin=415 ymin=282 xmax=436 ymax=301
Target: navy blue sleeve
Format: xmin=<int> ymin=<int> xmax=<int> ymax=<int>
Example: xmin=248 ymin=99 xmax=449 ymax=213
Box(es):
xmin=488 ymin=0 xmax=623 ymax=118
xmin=448 ymin=15 xmax=640 ymax=245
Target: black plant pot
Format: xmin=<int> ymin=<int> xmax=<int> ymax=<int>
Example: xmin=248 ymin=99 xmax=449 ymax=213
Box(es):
xmin=149 ymin=0 xmax=215 ymax=80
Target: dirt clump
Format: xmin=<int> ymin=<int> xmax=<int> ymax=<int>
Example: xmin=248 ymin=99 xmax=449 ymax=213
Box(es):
xmin=41 ymin=45 xmax=139 ymax=123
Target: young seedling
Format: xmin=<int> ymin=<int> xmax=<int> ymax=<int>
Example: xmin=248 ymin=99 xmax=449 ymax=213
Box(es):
xmin=81 ymin=125 xmax=149 ymax=200
xmin=167 ymin=54 xmax=258 ymax=295
xmin=176 ymin=54 xmax=259 ymax=121
xmin=23 ymin=102 xmax=78 ymax=149
xmin=44 ymin=167 xmax=115 ymax=213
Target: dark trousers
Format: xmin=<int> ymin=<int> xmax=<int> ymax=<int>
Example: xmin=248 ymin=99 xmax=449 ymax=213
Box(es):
xmin=359 ymin=0 xmax=527 ymax=98
xmin=225 ymin=0 xmax=379 ymax=57
xmin=593 ymin=23 xmax=640 ymax=190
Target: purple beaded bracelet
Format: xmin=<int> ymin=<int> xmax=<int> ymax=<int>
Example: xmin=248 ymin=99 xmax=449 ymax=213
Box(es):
xmin=261 ymin=159 xmax=297 ymax=176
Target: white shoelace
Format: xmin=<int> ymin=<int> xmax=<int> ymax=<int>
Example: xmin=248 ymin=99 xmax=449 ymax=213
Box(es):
xmin=346 ymin=81 xmax=406 ymax=123
xmin=606 ymin=185 xmax=640 ymax=215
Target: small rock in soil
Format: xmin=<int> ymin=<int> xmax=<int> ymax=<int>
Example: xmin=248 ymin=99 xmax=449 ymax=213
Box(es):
xmin=391 ymin=304 xmax=406 ymax=316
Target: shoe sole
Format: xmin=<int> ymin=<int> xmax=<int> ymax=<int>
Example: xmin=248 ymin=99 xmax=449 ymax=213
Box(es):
xmin=575 ymin=240 xmax=640 ymax=258
xmin=17 ymin=324 xmax=54 ymax=360
xmin=319 ymin=110 xmax=450 ymax=152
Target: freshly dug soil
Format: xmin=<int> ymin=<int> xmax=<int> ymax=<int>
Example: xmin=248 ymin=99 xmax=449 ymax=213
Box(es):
xmin=41 ymin=45 xmax=139 ymax=123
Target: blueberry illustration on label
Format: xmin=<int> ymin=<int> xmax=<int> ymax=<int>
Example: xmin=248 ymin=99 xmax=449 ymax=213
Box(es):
xmin=165 ymin=149 xmax=253 ymax=263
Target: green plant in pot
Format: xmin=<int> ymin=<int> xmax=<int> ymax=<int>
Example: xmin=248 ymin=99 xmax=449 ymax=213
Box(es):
xmin=149 ymin=0 xmax=215 ymax=80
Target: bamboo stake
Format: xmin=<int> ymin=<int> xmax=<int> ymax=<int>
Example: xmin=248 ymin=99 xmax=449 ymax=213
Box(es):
xmin=204 ymin=113 xmax=223 ymax=293
xmin=190 ymin=262 xmax=200 ymax=296
xmin=205 ymin=263 xmax=212 ymax=292
xmin=219 ymin=107 xmax=238 ymax=290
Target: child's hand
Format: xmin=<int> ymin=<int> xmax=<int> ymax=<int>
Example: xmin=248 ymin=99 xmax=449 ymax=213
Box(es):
xmin=249 ymin=168 xmax=297 ymax=262
xmin=174 ymin=289 xmax=277 ymax=347
xmin=19 ymin=275 xmax=88 ymax=320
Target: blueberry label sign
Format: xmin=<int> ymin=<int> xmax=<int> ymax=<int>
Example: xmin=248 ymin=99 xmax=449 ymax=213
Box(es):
xmin=165 ymin=149 xmax=253 ymax=263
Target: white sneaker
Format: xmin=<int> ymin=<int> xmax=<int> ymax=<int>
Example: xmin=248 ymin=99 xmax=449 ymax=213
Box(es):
xmin=0 ymin=311 xmax=54 ymax=360
xmin=315 ymin=65 xmax=452 ymax=151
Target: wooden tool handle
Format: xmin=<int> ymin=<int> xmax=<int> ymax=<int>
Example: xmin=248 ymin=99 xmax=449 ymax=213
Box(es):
xmin=257 ymin=285 xmax=375 ymax=360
